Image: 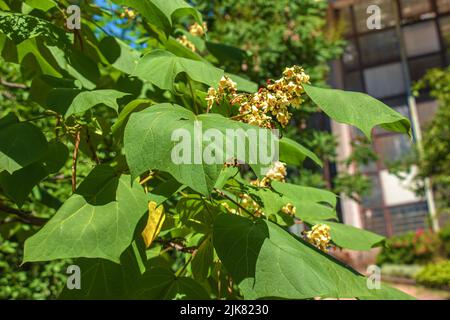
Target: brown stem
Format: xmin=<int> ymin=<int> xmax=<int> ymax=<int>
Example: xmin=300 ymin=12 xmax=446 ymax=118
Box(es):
xmin=72 ymin=130 xmax=81 ymax=193
xmin=139 ymin=173 xmax=154 ymax=185
xmin=1 ymin=90 xmax=16 ymax=100
xmin=0 ymin=78 xmax=28 ymax=89
xmin=154 ymin=239 xmax=197 ymax=253
xmin=0 ymin=204 xmax=48 ymax=226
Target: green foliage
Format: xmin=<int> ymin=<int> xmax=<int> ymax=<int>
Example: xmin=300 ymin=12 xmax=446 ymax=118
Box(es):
xmin=389 ymin=67 xmax=450 ymax=219
xmin=304 ymin=85 xmax=411 ymax=139
xmin=0 ymin=114 xmax=48 ymax=174
xmin=193 ymin=0 xmax=378 ymax=201
xmin=0 ymin=0 xmax=413 ymax=300
xmin=0 ymin=236 xmax=67 ymax=299
xmin=193 ymin=0 xmax=343 ymax=84
xmin=415 ymin=260 xmax=450 ymax=289
xmin=381 ymin=264 xmax=423 ymax=280
xmin=213 ymin=214 xmax=403 ymax=299
xmin=377 ymin=230 xmax=441 ymax=266
xmin=123 ymin=103 xmax=279 ymax=195
xmin=23 ymin=165 xmax=148 ymax=263
xmin=438 ymin=222 xmax=450 ymax=259
xmin=414 ymin=67 xmax=450 ymax=217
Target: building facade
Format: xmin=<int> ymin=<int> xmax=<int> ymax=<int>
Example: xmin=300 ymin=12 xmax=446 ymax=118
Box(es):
xmin=328 ymin=0 xmax=450 ymax=236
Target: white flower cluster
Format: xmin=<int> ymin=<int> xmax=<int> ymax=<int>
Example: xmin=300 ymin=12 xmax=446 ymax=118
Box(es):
xmin=305 ymin=224 xmax=332 ymax=252
xmin=177 ymin=35 xmax=196 ymax=52
xmin=189 ymin=22 xmax=208 ymax=37
xmin=206 ymin=66 xmax=310 ymax=128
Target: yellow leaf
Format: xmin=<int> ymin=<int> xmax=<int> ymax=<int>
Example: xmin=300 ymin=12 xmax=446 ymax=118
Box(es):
xmin=142 ymin=201 xmax=165 ymax=248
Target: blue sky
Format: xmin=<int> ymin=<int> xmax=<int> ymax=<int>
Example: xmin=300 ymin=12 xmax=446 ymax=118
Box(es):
xmin=93 ymin=0 xmax=139 ymax=44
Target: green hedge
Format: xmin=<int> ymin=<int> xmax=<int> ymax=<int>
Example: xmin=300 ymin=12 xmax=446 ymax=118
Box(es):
xmin=415 ymin=260 xmax=450 ymax=289
xmin=0 ymin=236 xmax=67 ymax=299
xmin=376 ymin=230 xmax=440 ymax=265
xmin=439 ymin=222 xmax=450 ymax=259
xmin=381 ymin=264 xmax=423 ymax=279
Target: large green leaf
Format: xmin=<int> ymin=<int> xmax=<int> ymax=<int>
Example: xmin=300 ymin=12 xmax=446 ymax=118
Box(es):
xmin=304 ymin=85 xmax=411 ymax=139
xmin=279 ymin=137 xmax=322 ymax=167
xmin=225 ymin=73 xmax=258 ymax=93
xmin=176 ymin=195 xmax=217 ymax=234
xmin=133 ymin=50 xmax=223 ymax=91
xmin=148 ymin=178 xmax=184 ymax=205
xmin=124 ymin=103 xmax=277 ymax=195
xmin=46 ymin=88 xmax=129 ymax=118
xmin=112 ymin=0 xmax=202 ymax=37
xmin=0 ymin=140 xmax=68 ymax=206
xmin=59 ymin=245 xmax=142 ymax=299
xmin=164 ymin=35 xmax=206 ymax=61
xmin=304 ymin=84 xmax=411 ymax=139
xmin=0 ymin=12 xmax=70 ymax=48
xmin=60 ymin=244 xmax=209 ymax=300
xmin=0 ymin=163 xmax=47 ymax=206
xmin=269 ymin=181 xmax=338 ymax=222
xmin=191 ymin=235 xmax=213 ymax=281
xmin=247 ymin=186 xmax=337 ymax=223
xmin=112 ymin=99 xmax=152 ymax=141
xmin=99 ymin=37 xmax=140 ymax=74
xmin=0 ymin=114 xmax=48 ymax=174
xmin=320 ymin=221 xmax=385 ymax=251
xmin=132 ymin=267 xmax=209 ymax=299
xmin=206 ymin=41 xmax=246 ymax=65
xmin=24 ymin=0 xmax=56 ymax=11
xmin=213 ymin=214 xmax=411 ymax=299
xmin=23 ymin=165 xmax=148 ymax=263
xmin=271 ymin=181 xmax=337 ymax=208
xmin=46 ymin=46 xmax=100 ymax=90
xmin=213 ymin=214 xmax=268 ymax=284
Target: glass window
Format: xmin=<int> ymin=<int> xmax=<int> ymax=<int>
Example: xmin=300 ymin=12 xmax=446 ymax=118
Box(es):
xmin=390 ymin=202 xmax=428 ymax=235
xmin=380 ymin=169 xmax=421 ymax=206
xmin=381 ymin=96 xmax=409 ymax=110
xmin=342 ymin=40 xmax=359 ymax=69
xmin=403 ymin=21 xmax=440 ymax=57
xmin=344 ymin=71 xmax=364 ymax=92
xmin=358 ymin=29 xmax=400 ymax=65
xmin=364 ymin=62 xmax=406 ymax=98
xmin=354 ymin=0 xmax=396 ymax=33
xmin=377 ymin=134 xmax=412 ymax=164
xmin=363 ymin=208 xmax=388 ymax=236
xmin=437 ymin=0 xmax=450 ymax=13
xmin=381 ymin=97 xmax=410 ymax=120
xmin=409 ymin=54 xmax=443 ymax=81
xmin=401 ymin=0 xmax=433 ymax=20
xmin=361 ymin=174 xmax=383 ymax=208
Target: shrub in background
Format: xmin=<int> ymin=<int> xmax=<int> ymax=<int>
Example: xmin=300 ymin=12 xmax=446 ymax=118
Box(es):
xmin=380 ymin=264 xmax=423 ymax=280
xmin=415 ymin=260 xmax=450 ymax=289
xmin=0 ymin=236 xmax=67 ymax=299
xmin=439 ymin=222 xmax=450 ymax=259
xmin=376 ymin=229 xmax=440 ymax=266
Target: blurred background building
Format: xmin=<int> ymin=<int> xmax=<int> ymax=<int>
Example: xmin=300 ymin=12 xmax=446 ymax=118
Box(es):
xmin=328 ymin=0 xmax=450 ymax=237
